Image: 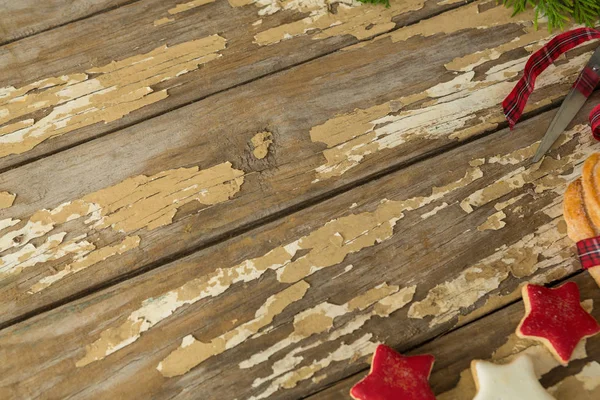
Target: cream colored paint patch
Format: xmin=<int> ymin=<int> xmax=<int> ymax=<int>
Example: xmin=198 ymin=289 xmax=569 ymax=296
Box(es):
xmin=386 ymin=1 xmax=533 ymax=44
xmin=169 ymin=0 xmax=215 ymax=14
xmin=29 ymin=235 xmax=141 ymax=293
xmin=309 ymin=8 xmax=586 ymax=182
xmin=250 ymin=334 xmax=377 ymax=400
xmin=244 ymin=285 xmax=416 ymax=398
xmin=153 ymin=17 xmax=174 ymax=26
xmin=229 ymin=0 xmax=425 ymax=46
xmin=153 ymin=0 xmax=216 ymax=26
xmin=477 ymin=210 xmax=506 ymax=231
xmin=408 ymin=124 xmax=596 ymax=327
xmin=85 ymin=162 xmax=244 ymax=233
xmin=0 ymin=162 xmax=243 ymax=292
xmin=157 ymin=280 xmax=310 ymax=377
xmin=239 ymin=283 xmax=412 ymax=369
xmin=0 ymin=35 xmax=226 ymax=158
xmin=0 ymin=233 xmax=93 ymax=277
xmin=409 ymin=217 xmax=571 ymax=327
xmin=251 ymin=131 xmax=273 ymax=159
xmin=549 ymin=362 xmax=600 ymax=399
xmin=461 ymin=124 xmax=591 ymax=214
xmin=0 ymin=192 xmax=15 ymax=209
xmin=77 ymin=165 xmax=475 ymax=367
xmin=456 ymin=262 xmax=579 ymax=327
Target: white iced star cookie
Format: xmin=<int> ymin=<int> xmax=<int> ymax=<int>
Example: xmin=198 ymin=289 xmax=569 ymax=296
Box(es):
xmin=471 ymin=354 xmax=555 ymax=400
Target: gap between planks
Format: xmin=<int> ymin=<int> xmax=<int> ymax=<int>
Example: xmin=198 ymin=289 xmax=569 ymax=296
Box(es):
xmin=299 ymin=268 xmax=587 ymax=400
xmin=0 ymin=93 xmax=563 ymax=332
xmin=0 ymin=0 xmax=478 ymax=176
xmin=0 ymin=0 xmax=144 ymax=47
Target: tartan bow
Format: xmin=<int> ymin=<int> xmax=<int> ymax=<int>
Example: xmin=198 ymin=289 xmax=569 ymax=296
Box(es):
xmin=502 ymin=27 xmax=600 ymax=139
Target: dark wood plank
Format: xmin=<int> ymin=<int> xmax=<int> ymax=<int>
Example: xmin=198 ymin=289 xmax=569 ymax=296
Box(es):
xmin=0 ymin=0 xmax=467 ymax=171
xmin=312 ymin=272 xmax=600 ymax=400
xmin=0 ymin=91 xmax=598 ymax=398
xmin=0 ymin=1 xmax=593 ymax=325
xmin=0 ymin=0 xmax=134 ymax=45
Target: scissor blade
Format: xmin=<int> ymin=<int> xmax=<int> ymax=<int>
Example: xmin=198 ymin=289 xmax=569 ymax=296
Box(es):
xmin=532 ymin=47 xmax=600 ymax=163
xmin=532 ymin=89 xmax=588 ymax=163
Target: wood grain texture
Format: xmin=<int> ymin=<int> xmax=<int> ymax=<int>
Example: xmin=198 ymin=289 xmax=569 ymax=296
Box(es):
xmin=0 ymin=94 xmax=597 ymax=398
xmin=311 ymin=272 xmax=600 ymax=400
xmin=0 ymin=0 xmax=465 ymax=171
xmin=0 ymin=0 xmax=593 ymax=326
xmin=0 ymin=0 xmax=134 ymax=45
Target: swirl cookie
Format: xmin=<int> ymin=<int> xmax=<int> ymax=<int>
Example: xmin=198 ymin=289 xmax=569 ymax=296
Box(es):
xmin=563 ymin=153 xmax=600 ymax=286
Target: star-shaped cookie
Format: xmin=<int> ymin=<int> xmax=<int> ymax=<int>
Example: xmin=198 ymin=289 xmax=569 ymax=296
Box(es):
xmin=471 ymin=354 xmax=554 ymax=399
xmin=516 ymin=282 xmax=600 ymax=365
xmin=350 ymin=345 xmax=435 ymax=400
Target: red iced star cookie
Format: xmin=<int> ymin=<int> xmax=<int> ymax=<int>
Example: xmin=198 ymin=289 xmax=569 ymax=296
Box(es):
xmin=516 ymin=282 xmax=600 ymax=365
xmin=350 ymin=345 xmax=435 ymax=400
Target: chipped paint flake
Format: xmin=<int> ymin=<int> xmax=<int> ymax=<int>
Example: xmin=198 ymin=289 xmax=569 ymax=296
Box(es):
xmin=157 ymin=280 xmax=310 ymax=377
xmin=408 ymin=217 xmax=572 ymax=327
xmin=250 ymin=334 xmax=377 ymax=400
xmin=440 ymin=127 xmax=595 ymax=331
xmin=169 ymin=0 xmax=215 ymax=14
xmin=0 ymin=35 xmax=226 ymax=158
xmin=0 ymin=162 xmax=243 ymax=294
xmin=421 ymin=202 xmax=448 ymax=219
xmin=0 ymin=192 xmax=15 ymax=209
xmin=153 ymin=17 xmax=175 ymax=26
xmin=477 ymin=210 xmax=506 ymax=231
xmin=29 ymin=235 xmax=141 ymax=293
xmin=77 ymin=159 xmax=469 ymax=366
xmin=240 ymin=285 xmax=415 ymax=398
xmin=231 ymin=0 xmax=425 ymax=46
xmin=386 ymin=2 xmax=532 ymax=44
xmin=85 ymin=162 xmax=244 ymax=233
xmin=548 ymin=362 xmax=600 ymax=398
xmin=309 ymin=6 xmax=587 ymax=181
xmin=461 ymin=124 xmax=591 ymax=214
xmin=251 ymin=131 xmax=273 ymax=159
xmin=240 ymin=283 xmax=413 ymax=369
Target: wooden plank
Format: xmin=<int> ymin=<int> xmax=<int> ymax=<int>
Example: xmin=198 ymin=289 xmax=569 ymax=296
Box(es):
xmin=1 ymin=93 xmax=598 ymax=398
xmin=0 ymin=0 xmax=133 ymax=46
xmin=0 ymin=0 xmax=467 ymax=171
xmin=0 ymin=1 xmax=594 ymax=325
xmin=311 ymin=272 xmax=600 ymax=400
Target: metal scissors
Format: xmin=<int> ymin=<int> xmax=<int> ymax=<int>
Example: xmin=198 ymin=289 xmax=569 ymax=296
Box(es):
xmin=533 ymin=47 xmax=600 ymax=163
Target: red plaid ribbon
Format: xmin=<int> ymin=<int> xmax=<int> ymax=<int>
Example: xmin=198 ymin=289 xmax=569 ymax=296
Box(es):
xmin=577 ymin=237 xmax=600 ymax=270
xmin=503 ymin=27 xmax=600 ymax=128
xmin=503 ymin=28 xmax=600 ymax=272
xmin=592 ymin=104 xmax=600 ymax=140
xmin=574 ymin=66 xmax=600 ymax=97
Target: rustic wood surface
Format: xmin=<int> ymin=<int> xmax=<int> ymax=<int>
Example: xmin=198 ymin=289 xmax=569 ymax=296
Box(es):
xmin=1 ymin=0 xmax=596 ymax=326
xmin=1 ymin=0 xmax=600 ymax=399
xmin=0 ymin=0 xmax=466 ymax=171
xmin=0 ymin=0 xmax=133 ymax=45
xmin=2 ymin=97 xmax=599 ymax=399
xmin=312 ymin=272 xmax=600 ymax=399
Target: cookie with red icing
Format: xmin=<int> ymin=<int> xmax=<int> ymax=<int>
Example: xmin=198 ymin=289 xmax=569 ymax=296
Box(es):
xmin=516 ymin=282 xmax=600 ymax=365
xmin=350 ymin=345 xmax=435 ymax=400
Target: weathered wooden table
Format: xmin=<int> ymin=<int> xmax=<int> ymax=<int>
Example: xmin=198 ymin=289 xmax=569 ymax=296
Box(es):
xmin=0 ymin=0 xmax=599 ymax=398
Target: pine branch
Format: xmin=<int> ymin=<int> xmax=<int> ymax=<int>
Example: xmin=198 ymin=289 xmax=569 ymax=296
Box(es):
xmin=357 ymin=0 xmax=391 ymax=8
xmin=355 ymin=0 xmax=599 ymax=31
xmin=501 ymin=0 xmax=599 ymax=31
